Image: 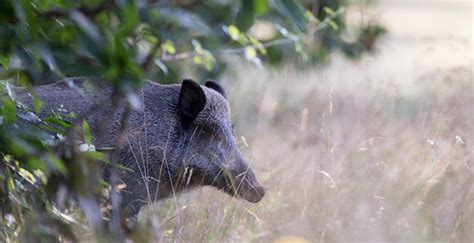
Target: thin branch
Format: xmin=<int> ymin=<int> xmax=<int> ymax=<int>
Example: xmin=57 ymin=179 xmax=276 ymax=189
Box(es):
xmin=107 ymin=91 xmax=132 ymax=240
xmin=140 ymin=40 xmax=162 ymax=70
xmin=40 ymin=0 xmax=117 ymax=18
xmin=159 ymin=8 xmax=345 ymax=62
xmin=160 ymin=37 xmax=295 ymax=62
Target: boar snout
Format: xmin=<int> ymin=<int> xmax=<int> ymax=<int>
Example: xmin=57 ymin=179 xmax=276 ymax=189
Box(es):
xmin=234 ymin=169 xmax=265 ymax=203
xmin=220 ymin=159 xmax=265 ymax=203
xmin=239 ymin=182 xmax=265 ymax=203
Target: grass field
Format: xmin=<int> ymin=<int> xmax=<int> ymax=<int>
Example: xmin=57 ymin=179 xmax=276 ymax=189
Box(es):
xmin=132 ymin=1 xmax=474 ymax=242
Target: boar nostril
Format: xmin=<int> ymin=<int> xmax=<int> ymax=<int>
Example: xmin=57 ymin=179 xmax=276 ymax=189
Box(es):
xmin=254 ymin=185 xmax=265 ymax=201
xmin=243 ymin=185 xmax=265 ymax=203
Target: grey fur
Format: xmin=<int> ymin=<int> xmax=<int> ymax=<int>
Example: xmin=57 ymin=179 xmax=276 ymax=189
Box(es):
xmin=13 ymin=77 xmax=265 ymax=215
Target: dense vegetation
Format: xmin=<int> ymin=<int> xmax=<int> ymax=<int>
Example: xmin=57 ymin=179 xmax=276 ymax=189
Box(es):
xmin=0 ymin=0 xmax=383 ymax=241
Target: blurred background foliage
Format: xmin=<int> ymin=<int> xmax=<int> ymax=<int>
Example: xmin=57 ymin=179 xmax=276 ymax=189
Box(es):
xmin=0 ymin=0 xmax=384 ymax=241
xmin=0 ymin=0 xmax=385 ymax=86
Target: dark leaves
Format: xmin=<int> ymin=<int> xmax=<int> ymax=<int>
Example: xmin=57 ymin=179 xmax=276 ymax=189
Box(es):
xmin=273 ymin=0 xmax=308 ymax=33
xmin=236 ymin=0 xmax=256 ymax=32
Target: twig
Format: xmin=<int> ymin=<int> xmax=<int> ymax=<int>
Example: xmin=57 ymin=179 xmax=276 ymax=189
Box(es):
xmin=160 ymin=38 xmax=295 ymax=62
xmin=159 ymin=8 xmax=345 ymax=62
xmin=141 ymin=40 xmax=162 ymax=70
xmin=108 ymin=92 xmax=132 ymax=239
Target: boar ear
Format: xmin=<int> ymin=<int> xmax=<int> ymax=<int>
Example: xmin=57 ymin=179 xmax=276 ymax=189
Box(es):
xmin=205 ymin=80 xmax=226 ymax=99
xmin=179 ymin=79 xmax=206 ymax=119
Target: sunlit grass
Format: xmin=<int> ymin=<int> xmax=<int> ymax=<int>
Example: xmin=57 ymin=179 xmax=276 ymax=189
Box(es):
xmin=134 ymin=56 xmax=472 ymax=241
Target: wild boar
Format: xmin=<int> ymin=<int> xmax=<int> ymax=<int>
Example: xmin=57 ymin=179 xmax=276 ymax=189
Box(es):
xmin=14 ymin=77 xmax=265 ymax=215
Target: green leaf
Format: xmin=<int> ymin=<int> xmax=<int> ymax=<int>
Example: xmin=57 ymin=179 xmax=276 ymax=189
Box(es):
xmin=2 ymin=98 xmax=16 ymax=124
xmin=0 ymin=55 xmax=10 ymax=69
xmin=250 ymin=36 xmax=267 ymax=55
xmin=323 ymin=7 xmax=336 ymax=17
xmin=88 ymin=151 xmax=135 ymax=172
xmin=193 ymin=55 xmax=203 ymax=64
xmin=119 ymin=1 xmax=139 ymax=36
xmin=86 ymin=151 xmax=107 ymax=161
xmin=236 ymin=0 xmax=255 ymax=32
xmin=305 ymin=10 xmax=318 ymax=24
xmin=70 ymin=10 xmax=102 ymax=43
xmin=224 ymin=25 xmax=250 ymax=45
xmin=32 ymin=96 xmax=43 ymax=113
xmin=254 ymin=0 xmax=269 ymax=16
xmin=162 ymin=40 xmax=176 ymax=54
xmin=149 ymin=7 xmax=212 ymax=36
xmin=329 ymin=20 xmax=339 ymax=30
xmin=117 ymin=164 xmax=135 ymax=173
xmin=18 ymin=167 xmax=37 ymax=184
xmin=35 ymin=0 xmax=51 ymax=12
xmin=274 ymin=0 xmax=308 ymax=32
xmin=226 ymin=25 xmax=241 ymax=41
xmin=191 ymin=39 xmax=216 ymax=71
xmin=202 ymin=51 xmax=216 ymax=71
xmin=82 ymin=119 xmax=92 ymax=145
xmin=27 ymin=157 xmax=48 ymax=172
xmin=43 ymin=116 xmax=71 ymax=129
xmin=244 ymin=46 xmax=257 ymax=60
xmin=48 ymin=155 xmax=67 ymax=175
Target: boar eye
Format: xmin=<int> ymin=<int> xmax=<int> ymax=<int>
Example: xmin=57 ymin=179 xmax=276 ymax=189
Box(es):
xmin=199 ymin=125 xmax=214 ymax=136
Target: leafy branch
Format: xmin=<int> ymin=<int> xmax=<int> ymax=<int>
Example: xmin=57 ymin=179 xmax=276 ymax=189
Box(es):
xmin=158 ymin=7 xmax=345 ymax=64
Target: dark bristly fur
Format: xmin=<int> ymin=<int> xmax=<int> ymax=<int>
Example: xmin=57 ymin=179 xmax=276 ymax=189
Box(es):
xmin=13 ymin=77 xmax=265 ymax=215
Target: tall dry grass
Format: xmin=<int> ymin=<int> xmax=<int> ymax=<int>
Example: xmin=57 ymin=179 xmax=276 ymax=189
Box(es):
xmin=139 ymin=62 xmax=472 ymax=242
xmin=137 ymin=1 xmax=473 ymax=242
